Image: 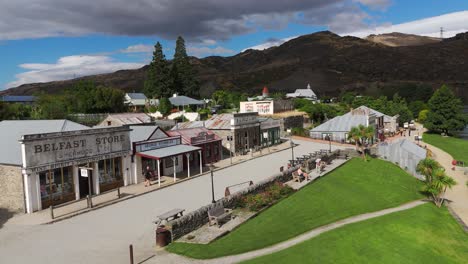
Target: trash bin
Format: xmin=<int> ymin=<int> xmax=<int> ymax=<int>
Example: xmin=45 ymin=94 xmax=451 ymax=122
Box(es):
xmin=156 ymin=226 xmax=171 ymax=247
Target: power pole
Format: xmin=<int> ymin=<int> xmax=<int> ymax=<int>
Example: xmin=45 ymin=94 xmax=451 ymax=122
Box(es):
xmin=440 ymin=27 xmax=444 ymax=39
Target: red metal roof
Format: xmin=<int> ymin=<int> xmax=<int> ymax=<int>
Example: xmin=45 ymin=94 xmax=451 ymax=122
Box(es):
xmin=167 ymin=127 xmax=221 ymax=145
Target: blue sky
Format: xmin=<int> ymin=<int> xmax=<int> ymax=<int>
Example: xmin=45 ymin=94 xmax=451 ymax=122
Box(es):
xmin=1 ymin=0 xmax=467 ymax=90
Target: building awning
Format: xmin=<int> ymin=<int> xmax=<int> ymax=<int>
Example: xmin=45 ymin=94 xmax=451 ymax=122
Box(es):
xmin=136 ymin=144 xmax=201 ymax=160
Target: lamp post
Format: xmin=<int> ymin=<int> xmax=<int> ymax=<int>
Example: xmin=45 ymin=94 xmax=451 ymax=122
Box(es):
xmin=263 ymin=131 xmax=270 ymax=153
xmin=227 ymin=135 xmax=233 ymax=164
xmin=210 ymin=164 xmax=215 ymax=204
xmin=325 ymin=134 xmax=331 ymax=153
xmin=287 ymin=129 xmax=295 ymax=166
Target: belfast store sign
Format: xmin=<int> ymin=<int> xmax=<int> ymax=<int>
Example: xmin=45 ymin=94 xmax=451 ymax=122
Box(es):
xmin=21 ymin=127 xmax=131 ymax=173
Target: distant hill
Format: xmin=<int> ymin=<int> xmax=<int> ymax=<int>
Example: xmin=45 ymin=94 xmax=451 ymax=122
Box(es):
xmin=2 ymin=31 xmax=467 ymax=102
xmin=366 ymin=32 xmax=441 ymax=47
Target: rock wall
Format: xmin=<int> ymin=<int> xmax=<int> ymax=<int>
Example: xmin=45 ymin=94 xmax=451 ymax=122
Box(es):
xmin=0 ymin=165 xmax=25 ymax=213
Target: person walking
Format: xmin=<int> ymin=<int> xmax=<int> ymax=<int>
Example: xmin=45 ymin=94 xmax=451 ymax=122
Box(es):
xmin=315 ymin=158 xmax=321 ymax=173
xmin=144 ymin=166 xmax=152 ymax=187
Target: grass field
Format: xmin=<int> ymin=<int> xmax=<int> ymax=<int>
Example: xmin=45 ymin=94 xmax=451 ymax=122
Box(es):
xmin=243 ymin=203 xmax=468 ymax=264
xmin=423 ymin=133 xmax=468 ymax=164
xmin=167 ymin=158 xmax=424 ymax=259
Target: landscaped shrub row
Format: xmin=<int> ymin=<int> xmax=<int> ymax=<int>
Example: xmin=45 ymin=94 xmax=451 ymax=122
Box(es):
xmin=237 ymin=182 xmax=295 ymax=211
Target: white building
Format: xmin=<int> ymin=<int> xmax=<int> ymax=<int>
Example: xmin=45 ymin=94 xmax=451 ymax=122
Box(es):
xmin=286 ymin=84 xmax=318 ymax=101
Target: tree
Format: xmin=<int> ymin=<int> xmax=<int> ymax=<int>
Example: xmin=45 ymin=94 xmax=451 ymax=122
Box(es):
xmin=418 ymin=109 xmax=429 ymax=123
xmin=144 ymin=42 xmax=172 ymax=98
xmin=408 ymin=100 xmax=427 ymax=118
xmin=348 ymin=124 xmax=375 ymax=160
xmin=171 ymin=36 xmax=199 ymax=97
xmin=158 ymin=97 xmax=172 ymax=116
xmin=425 ymin=85 xmax=466 ymax=134
xmin=35 ymin=93 xmax=69 ymax=119
xmin=417 ymin=158 xmax=457 ymax=207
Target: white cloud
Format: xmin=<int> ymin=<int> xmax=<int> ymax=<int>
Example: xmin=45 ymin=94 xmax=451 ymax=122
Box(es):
xmin=242 ymin=36 xmax=298 ymax=51
xmin=119 ymin=44 xmax=153 ymax=53
xmin=344 ymin=11 xmax=468 ymax=38
xmin=7 ymin=55 xmax=144 ymax=88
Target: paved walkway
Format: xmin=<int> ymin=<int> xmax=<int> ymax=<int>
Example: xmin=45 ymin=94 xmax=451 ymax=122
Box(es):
xmin=0 ymin=139 xmax=343 ymax=264
xmin=149 ymin=200 xmax=427 ymax=264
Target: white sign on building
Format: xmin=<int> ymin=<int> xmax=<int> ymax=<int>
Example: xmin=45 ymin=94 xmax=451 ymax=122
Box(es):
xmin=240 ymin=101 xmax=274 ymax=115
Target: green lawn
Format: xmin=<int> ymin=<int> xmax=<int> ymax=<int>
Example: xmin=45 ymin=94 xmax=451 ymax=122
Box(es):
xmin=423 ymin=133 xmax=468 ymax=164
xmin=167 ymin=158 xmax=424 ymax=259
xmin=243 ymin=203 xmax=468 ymax=264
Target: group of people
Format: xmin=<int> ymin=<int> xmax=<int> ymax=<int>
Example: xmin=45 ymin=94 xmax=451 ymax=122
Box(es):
xmin=296 ymin=158 xmax=327 ymax=181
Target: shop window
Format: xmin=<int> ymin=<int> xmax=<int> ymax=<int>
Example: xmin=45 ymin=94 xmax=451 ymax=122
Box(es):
xmin=99 ymin=157 xmax=123 ymax=192
xmin=165 ymin=157 xmax=179 ymax=168
xmin=40 ymin=166 xmax=74 ymax=207
xmin=206 ymin=146 xmax=211 ymax=158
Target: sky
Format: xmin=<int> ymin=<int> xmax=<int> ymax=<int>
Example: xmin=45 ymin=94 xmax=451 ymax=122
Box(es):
xmin=1 ymin=0 xmax=468 ymax=90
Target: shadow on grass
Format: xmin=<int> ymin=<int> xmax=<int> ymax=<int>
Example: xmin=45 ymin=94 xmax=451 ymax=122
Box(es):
xmin=0 ymin=208 xmax=16 ymax=229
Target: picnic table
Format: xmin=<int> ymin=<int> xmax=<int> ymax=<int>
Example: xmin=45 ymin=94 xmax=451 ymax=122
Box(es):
xmin=154 ymin=208 xmax=185 ymax=225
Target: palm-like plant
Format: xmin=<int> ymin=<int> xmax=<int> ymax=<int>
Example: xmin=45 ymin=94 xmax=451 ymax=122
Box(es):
xmin=348 ymin=124 xmax=375 ymax=160
xmin=417 ymin=158 xmax=457 ymax=207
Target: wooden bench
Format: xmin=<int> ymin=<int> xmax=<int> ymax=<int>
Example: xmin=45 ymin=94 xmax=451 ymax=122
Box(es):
xmin=208 ymin=204 xmax=232 ymax=227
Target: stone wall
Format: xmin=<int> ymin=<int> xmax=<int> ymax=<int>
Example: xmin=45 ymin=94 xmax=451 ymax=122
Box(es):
xmin=0 ymin=165 xmax=25 ymax=213
xmin=168 ymin=150 xmax=341 ymax=240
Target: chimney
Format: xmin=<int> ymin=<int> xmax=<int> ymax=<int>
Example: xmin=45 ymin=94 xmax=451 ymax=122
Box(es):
xmin=262 ymin=86 xmax=269 ymax=98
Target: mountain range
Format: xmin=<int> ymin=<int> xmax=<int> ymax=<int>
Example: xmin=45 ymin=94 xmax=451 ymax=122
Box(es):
xmin=2 ymin=31 xmax=467 ymax=102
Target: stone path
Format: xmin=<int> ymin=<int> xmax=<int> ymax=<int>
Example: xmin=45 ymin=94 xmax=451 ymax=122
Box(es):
xmin=149 ymin=200 xmax=426 ymax=264
xmin=406 ymin=124 xmax=468 ymax=227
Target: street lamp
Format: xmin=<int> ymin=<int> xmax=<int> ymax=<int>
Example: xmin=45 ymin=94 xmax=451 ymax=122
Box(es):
xmin=325 ymin=134 xmax=331 ymax=153
xmin=287 ymin=129 xmax=295 ymax=166
xmin=263 ymin=131 xmax=270 ymax=153
xmin=210 ymin=164 xmax=216 ymax=204
xmin=227 ymin=135 xmax=233 ymax=164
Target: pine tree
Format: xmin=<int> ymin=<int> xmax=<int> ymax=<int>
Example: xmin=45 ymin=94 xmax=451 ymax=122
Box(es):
xmin=171 ymin=36 xmax=199 ymax=97
xmin=425 ymin=85 xmax=466 ymax=134
xmin=144 ymin=42 xmax=172 ymax=98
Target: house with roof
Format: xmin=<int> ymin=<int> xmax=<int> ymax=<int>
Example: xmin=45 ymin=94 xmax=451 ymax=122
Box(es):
xmin=124 ymin=93 xmax=158 ymax=111
xmin=173 ymin=112 xmax=281 ymax=155
xmin=240 ymin=86 xmax=294 ymax=115
xmin=1 ymin=95 xmax=36 ymax=104
xmin=309 ymin=106 xmax=397 ymax=143
xmin=168 ymin=127 xmax=223 ymax=165
xmin=286 ymin=84 xmax=318 ymax=101
xmin=0 ymin=120 xmax=133 ymax=214
xmin=127 ymin=125 xmax=203 ymax=186
xmin=169 ymin=94 xmax=204 ymax=109
xmin=96 ymin=113 xmax=153 ymax=127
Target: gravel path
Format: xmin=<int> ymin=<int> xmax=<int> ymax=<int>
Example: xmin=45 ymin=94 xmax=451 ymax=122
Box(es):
xmin=149 ymin=200 xmax=427 ymax=264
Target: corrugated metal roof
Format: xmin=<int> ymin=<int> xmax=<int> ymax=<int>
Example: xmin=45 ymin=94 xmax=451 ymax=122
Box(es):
xmin=310 ymin=106 xmax=388 ymax=133
xmin=0 ymin=120 xmax=89 ymax=166
xmin=169 ymin=96 xmax=204 ymax=106
xmin=171 ymin=121 xmax=205 ymax=130
xmin=204 ymin=114 xmax=233 ymax=130
xmin=1 ymin=95 xmax=36 ymax=102
xmin=126 ymin=93 xmax=147 ymax=100
xmin=107 ymin=113 xmax=152 ymax=125
xmin=400 ymin=139 xmax=426 ymax=159
xmin=167 ymin=127 xmax=221 ymax=145
xmin=137 ymin=144 xmax=201 ymax=159
xmin=129 ymin=125 xmax=159 ymax=143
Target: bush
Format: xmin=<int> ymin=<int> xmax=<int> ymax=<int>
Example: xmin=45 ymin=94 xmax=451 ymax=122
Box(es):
xmin=239 ymin=182 xmax=295 ymax=211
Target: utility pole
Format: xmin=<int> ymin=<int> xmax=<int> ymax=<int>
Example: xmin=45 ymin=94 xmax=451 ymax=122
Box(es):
xmin=440 ymin=27 xmax=444 ymax=39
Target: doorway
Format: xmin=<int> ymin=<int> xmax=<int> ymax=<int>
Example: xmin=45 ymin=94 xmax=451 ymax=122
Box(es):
xmin=79 ymin=168 xmax=94 ymax=198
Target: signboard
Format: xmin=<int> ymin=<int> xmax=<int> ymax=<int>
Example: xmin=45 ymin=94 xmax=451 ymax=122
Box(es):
xmin=135 ymin=136 xmax=181 ymax=152
xmin=240 ymin=101 xmax=274 ymax=115
xmin=191 ymin=132 xmax=216 ymax=145
xmin=80 ymin=169 xmax=88 ymax=177
xmin=232 ymin=112 xmax=259 ymax=127
xmin=21 ymin=127 xmax=131 ymax=172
